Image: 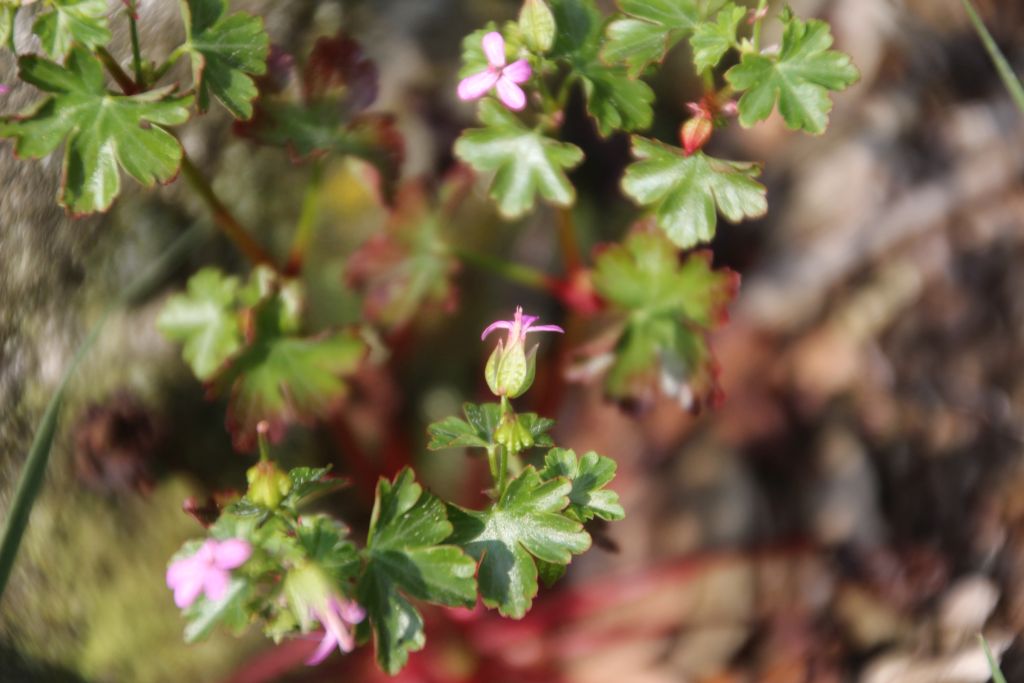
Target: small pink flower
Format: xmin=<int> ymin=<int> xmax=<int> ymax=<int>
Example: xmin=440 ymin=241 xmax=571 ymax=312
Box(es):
xmin=482 ymin=305 xmax=563 ymax=344
xmin=166 ymin=538 xmax=252 ymax=608
xmin=458 ymin=32 xmax=532 ymax=111
xmin=306 ymin=597 xmax=367 ymax=666
xmin=0 ymin=85 xmax=9 ymax=96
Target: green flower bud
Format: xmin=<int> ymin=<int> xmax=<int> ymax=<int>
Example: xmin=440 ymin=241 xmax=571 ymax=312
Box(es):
xmin=519 ymin=0 xmax=555 ymax=54
xmin=246 ymin=460 xmax=292 ymax=509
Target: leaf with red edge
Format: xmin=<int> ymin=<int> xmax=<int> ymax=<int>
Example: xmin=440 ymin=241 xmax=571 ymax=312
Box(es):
xmin=233 ymin=33 xmax=404 ymax=202
xmin=302 ymin=33 xmax=379 ymax=111
xmin=212 ymin=286 xmax=367 ymax=452
xmin=587 ymin=226 xmax=739 ymax=411
xmin=345 ymin=180 xmax=462 ymax=331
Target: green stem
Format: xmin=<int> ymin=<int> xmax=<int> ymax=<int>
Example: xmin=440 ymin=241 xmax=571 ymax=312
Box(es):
xmin=96 ymin=46 xmax=138 ymax=95
xmin=496 ymin=445 xmax=508 ymax=497
xmin=961 ymin=0 xmax=1024 ymax=117
xmin=284 ymin=160 xmax=324 ymax=276
xmin=0 ymin=223 xmax=208 ymax=602
xmin=751 ymin=0 xmax=768 ymax=52
xmin=486 ymin=446 xmax=500 ymax=487
xmin=125 ymin=1 xmax=145 ymax=88
xmin=150 ymin=46 xmax=187 ymax=84
xmin=451 ymin=245 xmax=558 ymax=294
xmin=179 ymin=154 xmax=279 ymax=271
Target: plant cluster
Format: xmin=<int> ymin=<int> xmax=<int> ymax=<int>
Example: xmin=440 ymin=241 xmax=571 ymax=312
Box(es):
xmin=0 ymin=0 xmax=857 ymax=675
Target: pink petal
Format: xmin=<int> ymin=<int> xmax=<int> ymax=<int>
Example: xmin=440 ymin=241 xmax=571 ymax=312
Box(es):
xmin=481 ymin=320 xmax=514 ymax=340
xmin=213 ymin=538 xmax=252 ymax=569
xmin=203 ymin=569 xmax=231 ymax=602
xmin=457 ymin=70 xmax=500 ymax=101
xmin=503 ymin=59 xmax=532 ymax=84
xmin=526 ymin=324 xmax=564 ymax=335
xmin=339 ymin=601 xmax=366 ymax=624
xmin=481 ymin=31 xmax=506 ymax=68
xmin=166 ymin=556 xmax=197 ymax=589
xmin=173 ymin=576 xmax=204 ymax=608
xmin=305 ymin=631 xmax=337 ymax=666
xmin=495 ymin=77 xmax=527 ymax=111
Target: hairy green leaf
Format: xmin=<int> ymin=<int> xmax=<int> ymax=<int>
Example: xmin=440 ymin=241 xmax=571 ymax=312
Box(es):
xmin=621 ymin=136 xmax=766 ymax=248
xmin=454 ymin=98 xmax=583 ymax=219
xmin=725 ymin=9 xmax=859 ymax=134
xmin=447 ymin=467 xmax=590 ymax=618
xmin=359 ymin=469 xmax=477 ymax=674
xmin=427 ymin=403 xmax=554 ymax=452
xmin=601 ymin=0 xmax=700 ymax=78
xmin=591 ymin=229 xmax=739 ymax=409
xmin=181 ymin=0 xmax=269 ymax=119
xmin=690 ymin=2 xmax=745 ymax=74
xmin=33 ymin=0 xmax=111 ymax=60
xmin=540 ymin=449 xmax=624 ymax=522
xmin=213 ymin=292 xmax=366 ymax=452
xmin=157 ymin=268 xmax=244 ymax=381
xmin=0 ymin=47 xmax=192 ymax=214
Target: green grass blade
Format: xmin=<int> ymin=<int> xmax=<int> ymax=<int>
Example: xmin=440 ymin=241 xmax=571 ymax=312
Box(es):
xmin=981 ymin=635 xmax=1007 ymax=683
xmin=961 ymin=0 xmax=1024 ymax=116
xmin=0 ymin=222 xmax=207 ymax=601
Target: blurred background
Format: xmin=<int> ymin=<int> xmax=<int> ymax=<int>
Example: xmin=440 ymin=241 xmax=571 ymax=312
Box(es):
xmin=3 ymin=0 xmax=1024 ymax=681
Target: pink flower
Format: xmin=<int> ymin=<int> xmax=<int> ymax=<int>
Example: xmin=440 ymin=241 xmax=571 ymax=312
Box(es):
xmin=306 ymin=597 xmax=367 ymax=666
xmin=166 ymin=538 xmax=252 ymax=608
xmin=457 ymin=32 xmax=532 ymax=111
xmin=482 ymin=305 xmax=563 ymax=344
xmin=0 ymin=85 xmax=9 ymax=96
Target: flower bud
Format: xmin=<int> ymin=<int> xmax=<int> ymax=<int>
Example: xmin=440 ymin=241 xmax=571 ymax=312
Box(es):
xmin=519 ymin=0 xmax=555 ymax=53
xmin=494 ymin=411 xmax=535 ymax=454
xmin=680 ymin=115 xmax=713 ymax=156
xmin=485 ymin=339 xmax=537 ymax=399
xmin=246 ymin=460 xmax=292 ymax=509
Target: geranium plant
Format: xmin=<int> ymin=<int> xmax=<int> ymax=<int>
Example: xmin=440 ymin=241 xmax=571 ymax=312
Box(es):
xmin=0 ymin=0 xmax=859 ymax=675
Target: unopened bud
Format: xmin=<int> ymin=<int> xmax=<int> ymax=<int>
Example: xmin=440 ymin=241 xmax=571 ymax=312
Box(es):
xmin=680 ymin=115 xmax=713 ymax=156
xmin=246 ymin=460 xmax=292 ymax=509
xmin=494 ymin=411 xmax=535 ymax=454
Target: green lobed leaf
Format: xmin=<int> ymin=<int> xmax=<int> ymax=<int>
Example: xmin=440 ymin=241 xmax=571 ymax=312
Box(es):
xmin=358 ymin=469 xmax=477 ymax=674
xmin=591 ymin=229 xmax=739 ymax=409
xmin=621 ymin=136 xmax=767 ymax=248
xmin=580 ymin=65 xmax=655 ymax=137
xmin=0 ymin=47 xmax=192 ymax=214
xmin=213 ymin=290 xmax=367 ymax=452
xmin=157 ymin=268 xmax=244 ymax=381
xmin=601 ymin=0 xmax=701 ymax=78
xmin=284 ymin=467 xmax=348 ymax=508
xmin=33 ymin=0 xmax=111 ymax=60
xmin=548 ymin=0 xmax=655 ymax=137
xmin=182 ymin=578 xmax=250 ymax=643
xmin=181 ymin=0 xmax=269 ymax=119
xmin=427 ymin=402 xmax=554 ymax=452
xmin=454 ymin=98 xmax=583 ymax=219
xmin=539 ymin=448 xmax=624 ymax=522
xmin=447 ymin=467 xmax=591 ymax=618
xmin=725 ymin=8 xmax=859 ymax=134
xmin=295 ymin=514 xmax=360 ymax=585
xmin=690 ymin=2 xmax=746 ymax=74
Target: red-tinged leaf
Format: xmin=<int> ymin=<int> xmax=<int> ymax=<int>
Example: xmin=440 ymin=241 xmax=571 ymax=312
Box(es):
xmin=233 ymin=33 xmax=403 ymax=203
xmin=211 ymin=290 xmax=367 ymax=452
xmin=303 ymin=32 xmax=378 ymax=110
xmin=583 ymin=226 xmax=739 ymax=412
xmin=345 ymin=181 xmax=461 ymax=331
